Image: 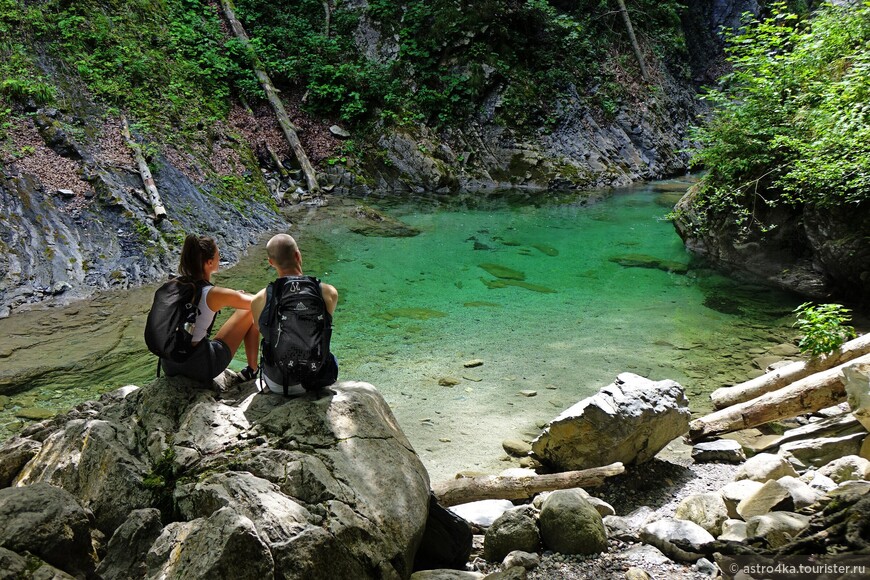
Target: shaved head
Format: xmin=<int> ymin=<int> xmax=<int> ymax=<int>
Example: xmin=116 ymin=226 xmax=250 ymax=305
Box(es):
xmin=266 ymin=233 xmax=300 ymax=271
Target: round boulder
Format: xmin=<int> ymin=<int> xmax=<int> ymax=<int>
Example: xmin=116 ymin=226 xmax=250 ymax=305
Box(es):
xmin=538 ymin=488 xmax=607 ymax=555
xmin=674 ymin=493 xmax=728 ymax=536
xmin=734 ymin=453 xmax=798 ymax=482
xmin=483 ymin=507 xmax=540 ymax=562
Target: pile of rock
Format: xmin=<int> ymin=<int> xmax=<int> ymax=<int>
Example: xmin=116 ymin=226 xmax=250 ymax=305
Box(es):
xmin=413 ymin=364 xmax=870 ymax=580
xmin=645 ymin=452 xmax=870 ymax=564
xmin=0 ymin=378 xmax=433 ymax=579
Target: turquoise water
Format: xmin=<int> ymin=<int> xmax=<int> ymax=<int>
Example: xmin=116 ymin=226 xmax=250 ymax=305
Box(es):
xmin=0 ymin=179 xmax=802 ymax=479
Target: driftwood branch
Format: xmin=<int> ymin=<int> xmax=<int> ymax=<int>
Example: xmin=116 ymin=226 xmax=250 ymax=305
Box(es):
xmin=265 ymin=142 xmax=288 ymax=178
xmin=689 ymin=353 xmax=870 ymax=441
xmin=432 ymin=462 xmax=625 ymax=507
xmin=219 ymin=0 xmax=321 ymax=194
xmin=120 ymin=115 xmax=167 ymax=222
xmin=616 ymin=0 xmax=650 ymax=82
xmin=711 ymin=333 xmax=870 ymax=409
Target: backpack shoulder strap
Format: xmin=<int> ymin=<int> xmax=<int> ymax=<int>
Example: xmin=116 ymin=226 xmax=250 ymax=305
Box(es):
xmin=261 ymin=277 xmax=287 ymax=338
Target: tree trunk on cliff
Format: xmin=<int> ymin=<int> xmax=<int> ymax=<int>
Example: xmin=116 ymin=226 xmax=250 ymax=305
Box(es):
xmin=432 ymin=462 xmax=625 ymax=507
xmin=616 ymin=0 xmax=650 ymax=82
xmin=322 ymin=1 xmax=332 ymax=38
xmin=219 ymin=0 xmax=321 ymax=194
xmin=120 ymin=115 xmax=167 ymax=222
xmin=711 ymin=333 xmax=870 ymax=409
xmin=689 ymin=353 xmax=870 ymax=441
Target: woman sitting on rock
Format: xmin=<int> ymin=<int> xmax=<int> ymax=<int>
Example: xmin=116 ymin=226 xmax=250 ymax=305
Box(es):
xmin=160 ymin=234 xmax=258 ymax=383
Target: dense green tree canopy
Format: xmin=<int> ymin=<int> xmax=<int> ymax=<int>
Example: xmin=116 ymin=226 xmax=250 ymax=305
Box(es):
xmin=0 ymin=0 xmax=687 ymax=136
xmin=690 ymin=2 xmax=870 ymax=233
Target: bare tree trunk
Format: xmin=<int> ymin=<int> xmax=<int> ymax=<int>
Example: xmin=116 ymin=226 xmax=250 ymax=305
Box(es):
xmin=219 ymin=0 xmax=321 ymax=194
xmin=616 ymin=0 xmax=650 ymax=82
xmin=711 ymin=333 xmax=870 ymax=409
xmin=120 ymin=115 xmax=167 ymax=222
xmin=688 ymin=353 xmax=870 ymax=441
xmin=323 ymin=1 xmax=332 ymax=38
xmin=432 ymin=463 xmax=625 ymax=507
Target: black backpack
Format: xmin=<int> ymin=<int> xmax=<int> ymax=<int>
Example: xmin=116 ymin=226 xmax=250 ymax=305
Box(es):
xmin=144 ymin=277 xmax=213 ymax=372
xmin=259 ymin=276 xmax=332 ymax=394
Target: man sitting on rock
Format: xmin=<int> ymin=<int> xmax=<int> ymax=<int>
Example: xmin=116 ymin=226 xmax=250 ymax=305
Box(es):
xmin=251 ymin=233 xmax=339 ymax=394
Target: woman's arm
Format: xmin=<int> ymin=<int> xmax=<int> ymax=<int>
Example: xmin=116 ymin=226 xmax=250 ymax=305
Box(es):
xmin=206 ymin=286 xmax=253 ymax=311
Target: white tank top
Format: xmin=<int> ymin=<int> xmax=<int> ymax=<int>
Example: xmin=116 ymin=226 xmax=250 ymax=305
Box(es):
xmin=192 ymin=285 xmax=218 ymax=343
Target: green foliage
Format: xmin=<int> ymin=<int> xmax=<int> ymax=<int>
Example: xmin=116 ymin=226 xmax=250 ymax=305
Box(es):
xmin=142 ymin=447 xmax=176 ymax=490
xmin=691 ymin=3 xmax=870 ymax=230
xmin=235 ymin=0 xmax=687 ymax=129
xmin=793 ymin=302 xmax=856 ymax=356
xmin=0 ymin=0 xmax=257 ymax=135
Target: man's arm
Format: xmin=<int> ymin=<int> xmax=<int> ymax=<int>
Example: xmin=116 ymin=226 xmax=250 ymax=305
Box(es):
xmin=321 ymin=283 xmax=338 ymax=316
xmin=251 ymin=288 xmax=267 ymax=332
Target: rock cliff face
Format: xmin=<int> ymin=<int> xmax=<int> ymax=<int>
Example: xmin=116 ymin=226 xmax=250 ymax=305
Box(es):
xmin=0 ymin=1 xmax=758 ymax=313
xmin=673 ymin=185 xmax=870 ymax=303
xmin=0 ymin=379 xmax=431 ymax=579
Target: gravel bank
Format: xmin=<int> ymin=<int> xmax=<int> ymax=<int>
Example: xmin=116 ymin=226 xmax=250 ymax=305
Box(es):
xmin=472 ymin=440 xmax=739 ymax=578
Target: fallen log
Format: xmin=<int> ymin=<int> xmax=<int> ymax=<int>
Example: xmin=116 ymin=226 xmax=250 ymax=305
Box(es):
xmin=219 ymin=0 xmax=320 ymax=194
xmin=689 ymin=352 xmax=870 ymax=441
xmin=120 ymin=115 xmax=167 ymax=222
xmin=711 ymin=333 xmax=870 ymax=409
xmin=432 ymin=462 xmax=624 ymax=507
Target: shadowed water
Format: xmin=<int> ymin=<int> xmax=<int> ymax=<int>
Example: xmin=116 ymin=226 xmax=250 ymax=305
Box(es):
xmin=0 ymin=179 xmax=802 ymax=480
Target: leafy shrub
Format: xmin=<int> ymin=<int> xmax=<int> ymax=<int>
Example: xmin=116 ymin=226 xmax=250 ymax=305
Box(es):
xmin=690 ymin=2 xmax=870 ymax=230
xmin=793 ymin=302 xmax=857 ymax=357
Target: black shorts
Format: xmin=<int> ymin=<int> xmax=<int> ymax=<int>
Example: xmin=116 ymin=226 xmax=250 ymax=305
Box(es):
xmin=161 ymin=338 xmax=233 ymax=383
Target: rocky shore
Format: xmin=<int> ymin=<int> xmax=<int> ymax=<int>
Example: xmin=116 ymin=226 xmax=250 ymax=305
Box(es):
xmin=0 ymin=350 xmax=868 ymax=579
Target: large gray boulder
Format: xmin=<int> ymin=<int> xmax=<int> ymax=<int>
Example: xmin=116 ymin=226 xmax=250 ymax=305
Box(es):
xmin=531 ymin=373 xmax=690 ymax=470
xmin=96 ymin=508 xmax=164 ymax=580
xmin=0 ymin=483 xmax=97 ymax=578
xmin=0 ymin=378 xmax=431 ymax=580
xmin=146 ymin=507 xmax=275 ymax=579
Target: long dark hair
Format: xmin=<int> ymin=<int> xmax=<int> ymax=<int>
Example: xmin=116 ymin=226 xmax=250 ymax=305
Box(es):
xmin=178 ymin=234 xmax=217 ymax=281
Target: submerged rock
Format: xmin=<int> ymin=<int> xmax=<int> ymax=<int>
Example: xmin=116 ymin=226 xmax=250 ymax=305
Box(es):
xmin=479 ymin=278 xmax=557 ymax=294
xmin=609 ymin=254 xmax=689 ymax=275
xmin=375 ymin=308 xmax=448 ymax=321
xmin=347 ymin=204 xmax=421 ymax=238
xmin=478 ymin=263 xmax=526 ymax=280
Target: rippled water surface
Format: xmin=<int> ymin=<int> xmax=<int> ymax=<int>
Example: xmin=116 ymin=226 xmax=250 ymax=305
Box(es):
xmin=0 ymin=179 xmax=803 ymax=479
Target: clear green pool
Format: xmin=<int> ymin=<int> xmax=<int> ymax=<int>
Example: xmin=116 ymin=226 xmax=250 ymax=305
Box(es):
xmin=0 ymin=179 xmax=802 ymax=479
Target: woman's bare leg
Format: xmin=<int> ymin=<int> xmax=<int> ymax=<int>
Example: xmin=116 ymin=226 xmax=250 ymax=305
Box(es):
xmin=243 ymin=322 xmax=259 ymax=369
xmin=213 ymin=309 xmax=254 ymax=357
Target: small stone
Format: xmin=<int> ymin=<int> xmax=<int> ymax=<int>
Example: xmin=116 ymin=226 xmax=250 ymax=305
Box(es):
xmin=329 ymin=125 xmax=351 ymax=138
xmin=502 ymin=439 xmax=532 ymax=457
xmin=439 ymin=377 xmax=460 ymax=387
xmin=625 ymin=567 xmax=652 ymax=580
xmin=518 ymin=390 xmax=537 ymax=397
xmin=502 ymin=549 xmax=540 ymax=570
xmin=463 ymin=359 xmax=484 ymax=368
xmin=691 ymin=439 xmax=746 ymax=463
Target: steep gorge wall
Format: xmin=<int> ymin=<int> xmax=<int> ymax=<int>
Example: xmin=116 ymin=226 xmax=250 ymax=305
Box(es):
xmin=0 ymin=1 xmax=756 ymax=314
